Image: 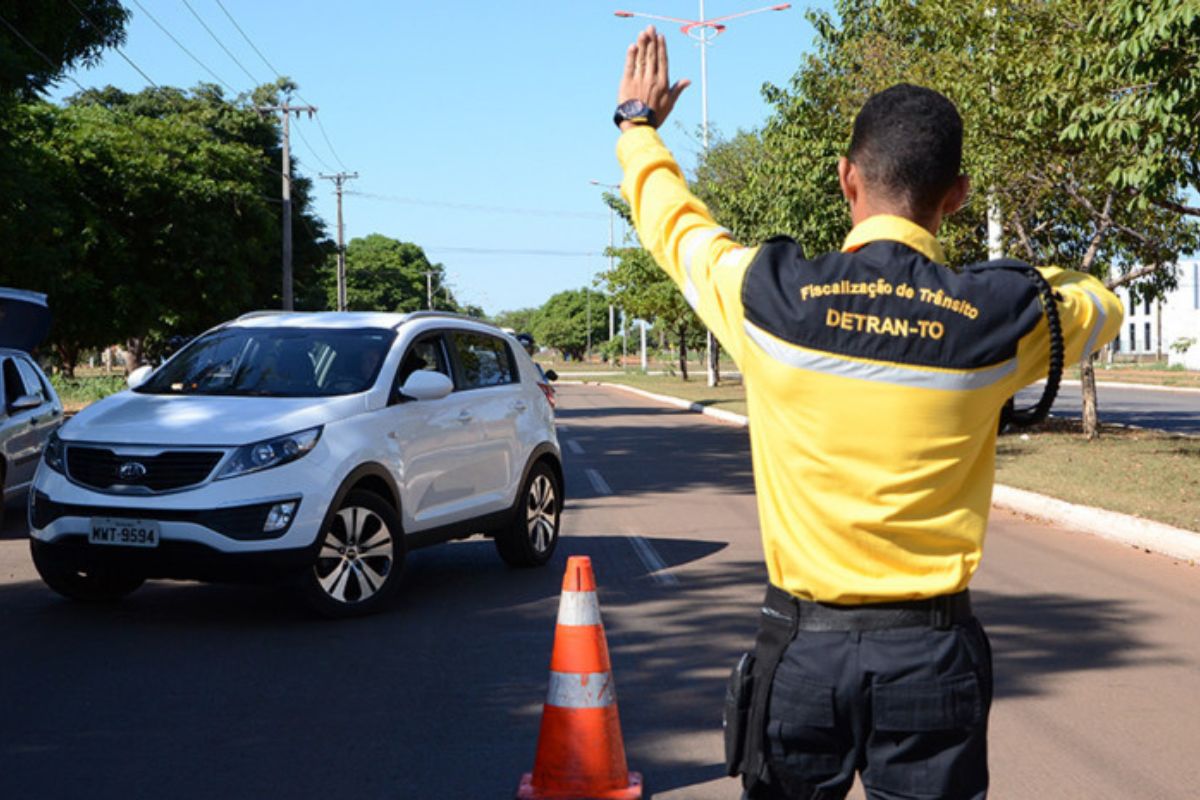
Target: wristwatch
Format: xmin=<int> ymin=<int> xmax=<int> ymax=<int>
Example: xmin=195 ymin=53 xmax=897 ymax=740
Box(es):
xmin=613 ymin=99 xmax=657 ymax=129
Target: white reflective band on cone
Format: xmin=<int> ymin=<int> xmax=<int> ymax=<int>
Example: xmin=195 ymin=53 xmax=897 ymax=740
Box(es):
xmin=557 ymin=590 xmax=602 ymax=627
xmin=546 ymin=671 xmax=616 ymax=709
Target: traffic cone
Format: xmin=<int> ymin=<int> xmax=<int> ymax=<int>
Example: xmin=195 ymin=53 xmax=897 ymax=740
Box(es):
xmin=516 ymin=556 xmax=643 ymax=800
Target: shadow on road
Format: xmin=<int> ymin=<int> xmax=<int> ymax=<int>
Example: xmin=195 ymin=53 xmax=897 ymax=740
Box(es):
xmin=0 ymin=533 xmax=752 ymax=799
xmin=972 ymin=590 xmax=1167 ymax=700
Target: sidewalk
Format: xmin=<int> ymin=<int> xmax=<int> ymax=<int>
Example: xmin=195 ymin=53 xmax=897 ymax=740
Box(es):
xmin=574 ymin=379 xmax=1200 ymax=565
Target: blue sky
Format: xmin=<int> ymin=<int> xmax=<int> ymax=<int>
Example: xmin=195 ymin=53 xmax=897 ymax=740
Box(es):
xmin=54 ymin=1 xmax=833 ymax=315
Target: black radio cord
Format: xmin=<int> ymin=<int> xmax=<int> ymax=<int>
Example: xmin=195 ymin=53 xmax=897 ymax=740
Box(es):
xmin=1000 ymin=268 xmax=1064 ymax=429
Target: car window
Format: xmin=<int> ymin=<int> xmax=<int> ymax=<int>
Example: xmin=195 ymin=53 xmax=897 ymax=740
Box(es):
xmin=137 ymin=327 xmax=395 ymax=397
xmin=450 ymin=331 xmax=516 ymax=390
xmin=1 ymin=358 xmax=22 ymax=407
xmin=397 ymin=334 xmax=450 ymax=386
xmin=14 ymin=358 xmax=48 ymax=403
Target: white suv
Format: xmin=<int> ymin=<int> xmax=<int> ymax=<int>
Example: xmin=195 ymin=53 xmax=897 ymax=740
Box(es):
xmin=28 ymin=311 xmax=563 ymax=616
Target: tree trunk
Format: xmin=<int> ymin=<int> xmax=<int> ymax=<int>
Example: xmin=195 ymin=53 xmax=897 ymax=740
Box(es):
xmin=678 ymin=323 xmax=689 ymax=381
xmin=707 ymin=334 xmax=720 ymax=386
xmin=1081 ymin=354 xmax=1099 ymax=439
xmin=125 ymin=337 xmax=146 ymax=373
xmin=54 ymin=343 xmax=78 ymax=378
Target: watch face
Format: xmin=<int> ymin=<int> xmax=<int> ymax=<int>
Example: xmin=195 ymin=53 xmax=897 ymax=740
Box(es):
xmin=619 ymin=100 xmax=649 ymax=119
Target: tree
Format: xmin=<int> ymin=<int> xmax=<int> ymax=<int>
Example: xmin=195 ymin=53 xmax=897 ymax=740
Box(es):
xmin=0 ymin=0 xmax=128 ymax=98
xmin=532 ymin=289 xmax=608 ymax=362
xmin=493 ymin=308 xmax=540 ymax=335
xmin=1067 ymin=0 xmax=1200 ymax=216
xmin=0 ymin=82 xmax=333 ymax=373
xmin=337 ymin=234 xmax=457 ymax=313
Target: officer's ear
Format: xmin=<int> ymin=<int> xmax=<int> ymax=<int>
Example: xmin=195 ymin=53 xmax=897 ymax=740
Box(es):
xmin=941 ymin=174 xmax=971 ymax=217
xmin=837 ymin=157 xmax=858 ymax=206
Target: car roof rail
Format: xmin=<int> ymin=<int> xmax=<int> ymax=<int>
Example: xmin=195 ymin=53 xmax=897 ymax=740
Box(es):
xmin=236 ymin=310 xmax=290 ymax=321
xmin=399 ymin=311 xmax=499 ymax=329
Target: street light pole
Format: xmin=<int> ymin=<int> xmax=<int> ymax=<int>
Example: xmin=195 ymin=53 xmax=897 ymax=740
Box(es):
xmin=615 ymin=3 xmax=790 ymax=385
xmin=591 ymin=179 xmax=626 ymax=365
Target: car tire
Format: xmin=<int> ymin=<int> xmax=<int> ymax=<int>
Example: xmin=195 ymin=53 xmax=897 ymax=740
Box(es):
xmin=301 ymin=489 xmax=405 ymax=618
xmin=29 ymin=541 xmax=145 ymax=602
xmin=495 ymin=460 xmax=560 ymax=568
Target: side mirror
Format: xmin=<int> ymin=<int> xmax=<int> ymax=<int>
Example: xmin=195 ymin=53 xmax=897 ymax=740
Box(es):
xmin=127 ymin=365 xmax=153 ymax=389
xmin=9 ymin=393 xmax=42 ymax=412
xmin=544 ymin=369 xmax=558 ymax=382
xmin=400 ymin=370 xmax=454 ymax=402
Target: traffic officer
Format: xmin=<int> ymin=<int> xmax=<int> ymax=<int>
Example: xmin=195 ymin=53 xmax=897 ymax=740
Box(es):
xmin=611 ymin=27 xmax=1122 ymax=799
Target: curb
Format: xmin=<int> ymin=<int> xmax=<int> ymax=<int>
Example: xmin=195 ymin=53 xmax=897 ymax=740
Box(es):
xmin=576 ymin=380 xmax=1200 ymax=562
xmin=1043 ymin=378 xmax=1200 ymax=395
xmin=991 ymin=485 xmax=1200 ymax=563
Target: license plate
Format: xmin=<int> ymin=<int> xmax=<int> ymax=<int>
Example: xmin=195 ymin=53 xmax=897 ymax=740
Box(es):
xmin=90 ymin=517 xmax=160 ymax=548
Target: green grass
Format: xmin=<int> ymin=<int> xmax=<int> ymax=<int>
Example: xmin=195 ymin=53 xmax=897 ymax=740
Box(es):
xmin=1081 ymin=362 xmax=1200 ymax=388
xmin=50 ymin=373 xmax=126 ymax=411
xmin=995 ymin=419 xmax=1200 ymax=532
xmin=569 ymin=371 xmax=749 ymax=417
xmin=579 ymin=377 xmax=1200 ymax=532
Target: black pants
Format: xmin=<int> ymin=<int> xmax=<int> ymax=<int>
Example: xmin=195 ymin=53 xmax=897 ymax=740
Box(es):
xmin=743 ymin=595 xmax=993 ymax=800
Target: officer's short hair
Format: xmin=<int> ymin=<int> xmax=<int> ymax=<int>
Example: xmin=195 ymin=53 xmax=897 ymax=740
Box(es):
xmin=848 ymin=84 xmax=963 ymax=218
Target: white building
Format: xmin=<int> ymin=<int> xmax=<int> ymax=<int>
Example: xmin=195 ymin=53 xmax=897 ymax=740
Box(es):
xmin=1110 ymin=260 xmax=1200 ymax=370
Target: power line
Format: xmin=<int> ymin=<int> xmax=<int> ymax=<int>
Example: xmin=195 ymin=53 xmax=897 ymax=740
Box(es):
xmin=206 ymin=0 xmax=345 ymax=172
xmin=345 ymin=191 xmax=608 ymax=221
xmin=292 ymin=121 xmax=336 ymax=173
xmin=424 ymin=246 xmax=601 ymax=257
xmin=213 ymin=0 xmax=283 ymax=77
xmin=312 ymin=114 xmax=349 ymax=171
xmin=61 ymin=0 xmax=159 ymax=88
xmin=129 ymin=0 xmax=237 ymax=94
xmin=181 ymin=0 xmax=261 ymax=86
xmin=0 ymin=10 xmax=90 ymax=94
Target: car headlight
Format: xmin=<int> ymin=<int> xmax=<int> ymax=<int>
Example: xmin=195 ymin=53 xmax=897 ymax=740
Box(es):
xmin=43 ymin=431 xmax=65 ymax=474
xmin=215 ymin=427 xmax=322 ymax=481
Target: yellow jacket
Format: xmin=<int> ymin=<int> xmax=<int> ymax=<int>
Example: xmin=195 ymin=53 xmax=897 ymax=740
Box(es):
xmin=618 ymin=126 xmax=1123 ymax=603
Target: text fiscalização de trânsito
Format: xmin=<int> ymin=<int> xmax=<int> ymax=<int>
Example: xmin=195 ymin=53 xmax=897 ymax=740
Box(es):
xmin=799 ymin=279 xmax=981 ymax=320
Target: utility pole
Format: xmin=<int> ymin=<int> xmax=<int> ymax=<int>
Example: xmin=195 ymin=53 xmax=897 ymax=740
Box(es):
xmin=319 ymin=171 xmax=358 ymax=311
xmin=426 ymin=270 xmax=434 ymax=310
xmin=259 ymin=102 xmax=317 ymax=310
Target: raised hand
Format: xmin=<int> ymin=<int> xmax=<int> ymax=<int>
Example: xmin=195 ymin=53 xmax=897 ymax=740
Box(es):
xmin=617 ymin=26 xmax=691 ymax=130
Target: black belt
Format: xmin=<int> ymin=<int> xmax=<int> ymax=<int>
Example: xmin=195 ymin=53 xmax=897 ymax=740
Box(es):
xmin=764 ymin=584 xmax=973 ymax=631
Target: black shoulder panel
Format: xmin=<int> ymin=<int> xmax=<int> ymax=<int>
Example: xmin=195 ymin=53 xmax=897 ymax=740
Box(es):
xmin=741 ymin=240 xmax=1044 ymax=370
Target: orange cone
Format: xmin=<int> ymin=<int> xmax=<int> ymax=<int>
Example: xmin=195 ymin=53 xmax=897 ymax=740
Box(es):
xmin=516 ymin=556 xmax=642 ymax=800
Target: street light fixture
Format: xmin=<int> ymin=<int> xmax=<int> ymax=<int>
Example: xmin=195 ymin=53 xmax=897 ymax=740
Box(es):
xmin=615 ymin=2 xmax=790 ymax=385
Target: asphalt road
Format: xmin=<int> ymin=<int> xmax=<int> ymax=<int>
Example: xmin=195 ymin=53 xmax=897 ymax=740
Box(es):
xmin=1 ymin=383 xmax=1198 ymax=799
xmin=1015 ymin=380 xmax=1200 ymax=434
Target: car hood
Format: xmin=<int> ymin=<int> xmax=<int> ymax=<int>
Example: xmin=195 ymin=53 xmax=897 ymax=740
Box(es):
xmin=0 ymin=288 xmax=51 ymax=352
xmin=63 ymin=391 xmax=369 ymax=447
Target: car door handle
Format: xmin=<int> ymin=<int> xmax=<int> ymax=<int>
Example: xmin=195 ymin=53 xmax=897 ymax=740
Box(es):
xmin=512 ymin=401 xmax=527 ymax=412
xmin=457 ymin=410 xmax=473 ymax=423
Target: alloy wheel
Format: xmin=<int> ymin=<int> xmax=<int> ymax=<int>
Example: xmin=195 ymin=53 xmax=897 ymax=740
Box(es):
xmin=314 ymin=505 xmax=394 ymax=604
xmin=526 ymin=473 xmax=557 ymax=555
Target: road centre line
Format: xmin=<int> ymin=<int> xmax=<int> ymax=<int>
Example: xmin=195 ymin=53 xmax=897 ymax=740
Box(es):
xmin=566 ymin=439 xmax=584 ymax=455
xmin=585 ymin=468 xmax=612 ymax=496
xmin=628 ymin=535 xmax=680 ymax=586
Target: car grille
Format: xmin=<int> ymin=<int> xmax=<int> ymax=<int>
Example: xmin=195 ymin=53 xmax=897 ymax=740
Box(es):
xmin=66 ymin=446 xmax=224 ymax=493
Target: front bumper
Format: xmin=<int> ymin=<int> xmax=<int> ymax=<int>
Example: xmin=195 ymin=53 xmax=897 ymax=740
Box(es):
xmin=29 ymin=536 xmax=318 ymax=583
xmin=29 ymin=455 xmax=336 ymax=555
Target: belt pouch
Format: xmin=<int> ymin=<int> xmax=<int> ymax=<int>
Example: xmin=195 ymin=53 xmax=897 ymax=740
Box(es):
xmin=723 ymin=651 xmax=756 ymax=777
xmin=740 ymin=587 xmax=798 ymax=787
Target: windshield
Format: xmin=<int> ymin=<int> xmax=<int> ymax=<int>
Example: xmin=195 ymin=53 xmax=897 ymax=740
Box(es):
xmin=137 ymin=327 xmax=395 ymax=397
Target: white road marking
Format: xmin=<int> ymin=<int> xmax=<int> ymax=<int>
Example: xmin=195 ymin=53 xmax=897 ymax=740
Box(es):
xmin=628 ymin=535 xmax=679 ymax=586
xmin=584 ymin=468 xmax=612 ymax=496
xmin=566 ymin=439 xmax=584 ymax=455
